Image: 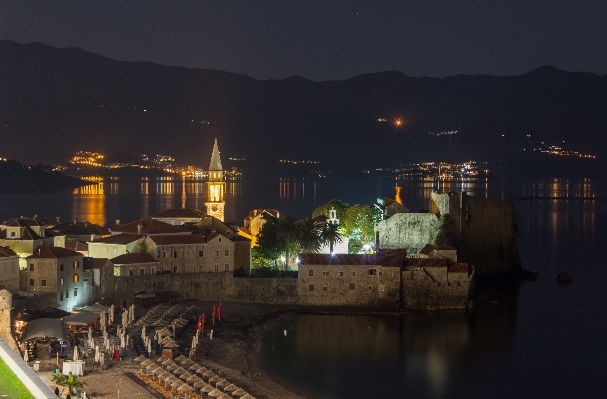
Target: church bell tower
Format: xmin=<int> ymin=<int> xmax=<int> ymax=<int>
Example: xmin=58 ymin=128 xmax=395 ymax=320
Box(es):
xmin=205 ymin=138 xmax=225 ymax=221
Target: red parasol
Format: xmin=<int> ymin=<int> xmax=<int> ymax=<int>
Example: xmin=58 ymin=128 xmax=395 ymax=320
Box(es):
xmin=211 ymin=305 xmax=216 ymax=324
xmin=197 ymin=315 xmax=202 ymax=332
xmin=201 ymin=313 xmax=205 ymax=331
xmin=218 ymin=302 xmax=222 ymax=320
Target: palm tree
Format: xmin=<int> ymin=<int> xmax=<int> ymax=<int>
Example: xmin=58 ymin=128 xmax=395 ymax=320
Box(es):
xmin=276 ymin=215 xmax=298 ymax=269
xmin=52 ymin=372 xmax=86 ymax=396
xmin=297 ymin=218 xmax=322 ymax=254
xmin=321 ymin=221 xmax=344 ymax=254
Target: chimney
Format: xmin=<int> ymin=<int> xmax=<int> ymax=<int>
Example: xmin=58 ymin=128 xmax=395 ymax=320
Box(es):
xmin=73 ymin=218 xmax=78 ymax=224
xmin=33 ymin=214 xmax=38 ymax=219
xmin=84 ymin=221 xmax=89 ymax=227
xmin=56 ymin=216 xmax=60 ymax=222
xmin=116 ymin=219 xmax=120 ymax=226
xmin=137 ymin=224 xmax=143 ymax=234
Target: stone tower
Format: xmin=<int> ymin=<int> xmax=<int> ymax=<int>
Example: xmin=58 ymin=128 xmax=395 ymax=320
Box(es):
xmin=0 ymin=289 xmax=20 ymax=354
xmin=205 ymin=138 xmax=226 ymax=221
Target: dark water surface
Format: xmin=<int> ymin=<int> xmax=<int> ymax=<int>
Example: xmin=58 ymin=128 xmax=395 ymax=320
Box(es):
xmin=1 ymin=177 xmax=606 ymax=398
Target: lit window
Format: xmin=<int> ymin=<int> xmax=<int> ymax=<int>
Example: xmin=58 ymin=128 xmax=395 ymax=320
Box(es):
xmin=73 ymin=260 xmax=79 ymax=268
xmin=309 ymin=270 xmax=314 ymax=277
xmin=73 ymin=274 xmax=79 ymax=282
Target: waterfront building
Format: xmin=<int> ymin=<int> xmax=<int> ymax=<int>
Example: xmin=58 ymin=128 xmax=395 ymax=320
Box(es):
xmin=110 ymin=219 xmax=191 ymax=236
xmin=205 ymin=138 xmax=226 ymax=221
xmin=0 ymin=247 xmax=19 ymax=294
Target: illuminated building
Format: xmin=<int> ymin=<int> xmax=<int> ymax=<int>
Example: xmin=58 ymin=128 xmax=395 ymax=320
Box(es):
xmin=205 ymin=138 xmax=226 ymax=221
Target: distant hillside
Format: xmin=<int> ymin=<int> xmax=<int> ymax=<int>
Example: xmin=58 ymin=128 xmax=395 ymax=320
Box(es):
xmin=0 ymin=159 xmax=88 ymax=192
xmin=1 ymin=40 xmax=606 ymax=177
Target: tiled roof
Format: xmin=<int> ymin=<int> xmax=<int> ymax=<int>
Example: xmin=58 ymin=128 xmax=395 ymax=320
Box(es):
xmin=51 ymin=222 xmax=110 ymax=236
xmin=0 ymin=226 xmax=42 ymax=240
xmin=3 ymin=217 xmax=44 ymax=227
xmin=376 ymin=249 xmax=408 ymax=267
xmin=27 ymin=246 xmax=82 ymax=259
xmin=246 ymin=209 xmax=279 ymax=219
xmin=0 ymin=247 xmax=18 ymax=257
xmin=111 ymin=252 xmax=158 ymax=265
xmin=83 ymin=257 xmax=112 ymax=269
xmin=150 ymin=235 xmax=206 ymax=245
xmin=209 ymin=138 xmax=222 ymax=171
xmin=152 ymin=208 xmax=206 ymax=219
xmin=419 ymin=244 xmax=456 ymax=255
xmin=90 ymin=234 xmax=143 ymax=245
xmin=65 ymin=242 xmax=89 ymax=252
xmin=35 ymin=217 xmax=60 ymax=227
xmin=112 ymin=219 xmax=190 ymax=234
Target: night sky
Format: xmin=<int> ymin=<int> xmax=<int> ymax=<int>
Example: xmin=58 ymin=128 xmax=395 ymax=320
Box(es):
xmin=1 ymin=1 xmax=606 ymax=81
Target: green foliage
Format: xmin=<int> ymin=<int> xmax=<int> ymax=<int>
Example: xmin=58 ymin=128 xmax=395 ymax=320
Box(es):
xmin=0 ymin=357 xmax=35 ymax=398
xmin=51 ymin=372 xmax=86 ymax=395
xmin=254 ymin=213 xmax=283 ymax=267
xmin=276 ymin=215 xmax=299 ymax=269
xmin=320 ymin=221 xmax=344 ymax=253
xmin=312 ymin=199 xmax=350 ymax=221
xmin=139 ymin=238 xmax=149 ymax=253
xmin=297 ymin=217 xmax=322 ymax=253
xmin=342 ymin=204 xmax=382 ymax=251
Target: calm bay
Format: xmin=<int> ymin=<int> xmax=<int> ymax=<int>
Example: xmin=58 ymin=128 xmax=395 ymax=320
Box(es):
xmin=1 ymin=176 xmax=606 ymax=398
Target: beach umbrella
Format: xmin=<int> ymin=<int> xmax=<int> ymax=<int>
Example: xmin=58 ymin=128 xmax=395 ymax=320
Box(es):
xmin=217 ymin=395 xmax=232 ymax=399
xmin=134 ymin=355 xmax=147 ymax=362
xmin=94 ymin=345 xmax=100 ymax=362
xmin=187 ymin=375 xmax=202 ymax=383
xmin=189 ymin=364 xmax=202 ymax=372
xmin=147 ymin=339 xmax=152 ymax=354
xmin=218 ymin=302 xmax=222 ymax=321
xmin=194 ymin=381 xmax=208 ymax=389
xmin=215 ymin=379 xmax=228 ymax=389
xmin=109 ymin=304 xmax=114 ymax=325
xmin=240 ymin=395 xmax=256 ymax=399
xmin=172 ymin=323 xmax=176 ymax=337
xmin=208 ymin=388 xmax=223 ymax=398
xmin=73 ymin=346 xmax=79 ymax=361
xmin=200 ymin=385 xmax=214 ymax=394
xmin=100 ymin=311 xmax=106 ymax=328
xmin=208 ymin=376 xmax=222 ymax=385
xmin=231 ymin=389 xmax=247 ymax=398
xmin=122 ymin=311 xmax=128 ymax=328
xmin=88 ymin=327 xmax=92 ymax=342
xmin=179 ymin=371 xmax=192 ymax=380
xmin=223 ymin=383 xmax=238 ymax=393
xmin=211 ymin=305 xmax=216 ymax=324
xmin=151 ymin=367 xmax=164 ymax=375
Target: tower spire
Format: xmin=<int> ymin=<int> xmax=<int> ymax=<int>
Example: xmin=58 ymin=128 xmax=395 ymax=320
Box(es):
xmin=209 ymin=138 xmax=222 ymax=171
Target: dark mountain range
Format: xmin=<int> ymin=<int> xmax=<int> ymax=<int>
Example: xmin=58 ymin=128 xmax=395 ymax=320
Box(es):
xmin=0 ymin=159 xmax=87 ymax=192
xmin=1 ymin=40 xmax=606 ymax=177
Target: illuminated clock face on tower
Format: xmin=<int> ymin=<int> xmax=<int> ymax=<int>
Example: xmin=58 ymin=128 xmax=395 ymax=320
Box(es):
xmin=211 ymin=205 xmax=218 ymax=212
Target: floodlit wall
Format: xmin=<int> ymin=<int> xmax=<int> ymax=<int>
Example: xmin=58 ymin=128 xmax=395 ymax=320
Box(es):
xmin=375 ymin=213 xmax=441 ymax=256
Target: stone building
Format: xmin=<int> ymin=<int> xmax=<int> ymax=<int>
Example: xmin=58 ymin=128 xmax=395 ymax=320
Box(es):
xmin=402 ymin=258 xmax=474 ymax=310
xmin=83 ymin=257 xmax=114 ymax=301
xmin=0 ymin=247 xmax=20 ymax=294
xmin=376 ymin=192 xmax=521 ymax=277
xmin=418 ymin=244 xmax=457 ymax=261
xmin=25 ymin=247 xmax=95 ymax=311
xmin=297 ymin=251 xmax=406 ymax=307
xmin=0 ymin=217 xmax=56 ymax=267
xmin=49 ymin=220 xmax=110 ymax=242
xmin=88 ymin=234 xmax=145 ymax=259
xmin=151 ymin=208 xmax=207 ymax=226
xmin=111 ymin=253 xmax=160 ymax=277
xmin=239 ymin=209 xmax=279 ymax=247
xmin=376 ymin=197 xmax=410 ymax=219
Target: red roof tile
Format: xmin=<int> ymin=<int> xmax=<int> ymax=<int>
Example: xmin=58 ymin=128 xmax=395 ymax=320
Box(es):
xmin=153 ymin=208 xmax=207 ymax=218
xmin=0 ymin=247 xmax=18 ymax=257
xmin=150 ymin=235 xmax=206 ymax=245
xmin=27 ymin=246 xmax=82 ymax=259
xmin=65 ymin=242 xmax=89 ymax=252
xmin=83 ymin=257 xmax=112 ymax=269
xmin=90 ymin=234 xmax=143 ymax=244
xmin=112 ymin=219 xmax=190 ymax=234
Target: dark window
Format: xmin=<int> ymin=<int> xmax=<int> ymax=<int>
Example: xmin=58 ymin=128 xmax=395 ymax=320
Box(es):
xmin=29 ymin=279 xmax=34 ymax=286
xmin=139 ymin=269 xmax=145 ymax=275
xmin=173 ymin=266 xmax=178 ymax=273
xmin=322 ymin=286 xmax=328 ymax=292
xmin=41 ymin=280 xmax=47 ymax=286
xmin=352 ymin=271 xmax=356 ymax=277
xmin=214 ymin=250 xmax=219 ymax=256
xmin=60 ymin=264 xmax=64 ymax=271
xmin=309 ymin=269 xmax=314 ymax=277
xmin=65 ymin=290 xmax=69 ymax=298
xmin=308 ymin=285 xmax=314 ymax=291
xmin=214 ymin=264 xmax=218 ymax=272
xmin=74 ymin=289 xmax=77 ymax=297
xmin=379 ymin=271 xmax=383 ymax=277
xmin=173 ymin=251 xmax=178 ymax=258
xmin=349 ymin=283 xmax=356 ymax=290
xmin=337 ymin=271 xmax=344 ymax=276
xmin=198 ymin=250 xmax=204 ymax=257
xmin=322 ymin=271 xmax=329 ymax=276
xmin=224 ymin=264 xmax=229 ymax=271
xmin=60 ymin=292 xmax=63 ymax=301
xmin=129 ymin=269 xmax=134 ymax=276
xmin=224 ymin=250 xmax=229 ymax=256
xmin=29 ymin=264 xmax=34 ymax=271
xmin=369 ymin=269 xmax=377 ymax=276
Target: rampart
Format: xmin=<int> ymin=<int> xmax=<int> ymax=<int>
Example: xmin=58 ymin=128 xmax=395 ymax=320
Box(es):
xmin=375 ymin=213 xmax=441 ymax=256
xmin=401 ymin=266 xmax=474 ymax=310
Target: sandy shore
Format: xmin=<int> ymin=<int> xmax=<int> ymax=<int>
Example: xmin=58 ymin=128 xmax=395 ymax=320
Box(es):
xmin=38 ymin=301 xmax=306 ymax=399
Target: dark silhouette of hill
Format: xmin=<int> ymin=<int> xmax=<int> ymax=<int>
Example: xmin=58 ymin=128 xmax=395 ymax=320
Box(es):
xmin=1 ymin=40 xmax=606 ymax=177
xmin=0 ymin=159 xmax=88 ymax=192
